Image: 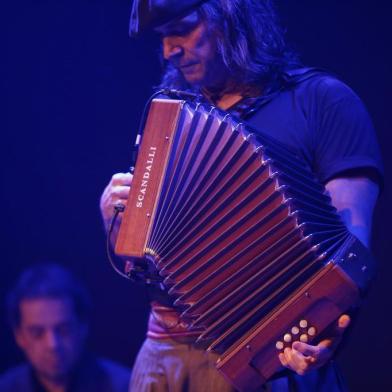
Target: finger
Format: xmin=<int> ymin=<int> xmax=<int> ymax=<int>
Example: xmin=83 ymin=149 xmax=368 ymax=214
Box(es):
xmin=284 ymin=347 xmax=308 ymax=367
xmin=311 ymin=314 xmax=351 ymax=353
xmin=292 ymin=344 xmax=322 ymax=369
xmin=281 ymin=348 xmax=295 ymax=369
xmin=279 ymin=353 xmax=288 ymax=367
xmin=283 ymin=347 xmax=309 ymax=376
xmin=112 ymin=185 xmax=132 ymax=200
xmin=322 ymin=314 xmax=351 ymax=346
xmin=111 ymin=172 xmax=133 ymax=186
xmin=337 ymin=314 xmax=351 ymax=330
xmin=292 ymin=341 xmax=319 ymax=357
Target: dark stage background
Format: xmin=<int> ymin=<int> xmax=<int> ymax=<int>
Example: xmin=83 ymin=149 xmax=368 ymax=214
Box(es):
xmin=2 ymin=1 xmax=391 ymax=390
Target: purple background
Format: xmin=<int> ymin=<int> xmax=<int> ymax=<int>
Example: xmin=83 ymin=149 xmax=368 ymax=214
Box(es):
xmin=2 ymin=1 xmax=391 ymax=390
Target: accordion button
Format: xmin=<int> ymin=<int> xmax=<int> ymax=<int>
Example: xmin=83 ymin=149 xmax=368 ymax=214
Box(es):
xmin=276 ymin=341 xmax=284 ymax=350
xmin=283 ymin=334 xmax=292 ymax=343
xmin=300 ymin=334 xmax=308 ymax=343
xmin=291 ymin=326 xmax=300 ymax=335
xmin=308 ymin=327 xmax=316 ymax=336
xmin=299 ymin=319 xmax=308 ymax=328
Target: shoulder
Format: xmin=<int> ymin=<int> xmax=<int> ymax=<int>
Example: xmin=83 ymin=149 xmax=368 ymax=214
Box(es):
xmin=0 ymin=364 xmax=32 ymax=392
xmin=97 ymin=357 xmax=130 ymax=378
xmin=283 ymin=67 xmax=375 ymax=139
xmin=95 ymin=358 xmax=131 ymax=391
xmin=286 ymin=68 xmax=364 ymax=108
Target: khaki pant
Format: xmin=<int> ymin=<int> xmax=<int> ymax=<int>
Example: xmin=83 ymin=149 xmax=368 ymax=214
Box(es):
xmin=129 ymin=337 xmax=236 ymax=392
xmin=129 ymin=337 xmax=347 ymax=392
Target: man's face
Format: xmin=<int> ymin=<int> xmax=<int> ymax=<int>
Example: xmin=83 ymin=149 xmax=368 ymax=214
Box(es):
xmin=14 ymin=297 xmax=87 ymax=382
xmin=157 ymin=12 xmax=227 ymax=88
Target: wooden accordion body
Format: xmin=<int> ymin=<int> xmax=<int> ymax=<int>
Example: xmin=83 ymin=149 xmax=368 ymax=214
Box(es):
xmin=115 ymin=99 xmax=374 ymax=391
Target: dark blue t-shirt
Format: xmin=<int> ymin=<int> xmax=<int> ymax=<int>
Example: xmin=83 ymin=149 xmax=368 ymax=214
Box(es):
xmin=239 ymin=70 xmax=383 ymax=186
xmin=226 ymin=69 xmax=382 ymax=391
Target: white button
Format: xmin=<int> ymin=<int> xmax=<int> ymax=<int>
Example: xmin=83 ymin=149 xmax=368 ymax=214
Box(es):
xmin=300 ymin=334 xmax=308 ymax=343
xmin=291 ymin=326 xmax=300 ymax=335
xmin=308 ymin=327 xmax=316 ymax=336
xmin=283 ymin=334 xmax=292 ymax=343
xmin=299 ymin=319 xmax=308 ymax=328
xmin=276 ymin=341 xmax=284 ymax=350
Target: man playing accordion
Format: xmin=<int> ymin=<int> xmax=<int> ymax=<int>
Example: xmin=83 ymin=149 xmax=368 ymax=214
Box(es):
xmin=100 ymin=1 xmax=382 ymax=390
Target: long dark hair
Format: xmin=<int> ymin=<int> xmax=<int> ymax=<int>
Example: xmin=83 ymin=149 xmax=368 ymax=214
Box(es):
xmin=160 ymin=0 xmax=299 ymax=92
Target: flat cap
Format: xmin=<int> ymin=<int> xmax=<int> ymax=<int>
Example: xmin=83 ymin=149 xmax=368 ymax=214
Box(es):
xmin=129 ymin=0 xmax=208 ymax=36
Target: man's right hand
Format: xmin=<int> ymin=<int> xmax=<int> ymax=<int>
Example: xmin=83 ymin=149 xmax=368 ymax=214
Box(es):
xmin=99 ymin=172 xmax=133 ymax=231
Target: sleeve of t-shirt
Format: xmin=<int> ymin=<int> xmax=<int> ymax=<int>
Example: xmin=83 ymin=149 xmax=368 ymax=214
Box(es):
xmin=311 ymin=78 xmax=383 ymax=186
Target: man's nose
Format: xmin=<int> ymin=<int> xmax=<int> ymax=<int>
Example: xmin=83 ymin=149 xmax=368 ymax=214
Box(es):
xmin=163 ymin=37 xmax=183 ymax=61
xmin=45 ymin=330 xmax=61 ymax=350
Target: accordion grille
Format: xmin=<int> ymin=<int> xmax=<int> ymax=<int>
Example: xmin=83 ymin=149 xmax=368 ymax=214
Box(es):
xmin=141 ymin=102 xmax=348 ymax=354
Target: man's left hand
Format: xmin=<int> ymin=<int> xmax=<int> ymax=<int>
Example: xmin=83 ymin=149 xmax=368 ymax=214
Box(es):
xmin=278 ymin=314 xmax=350 ymax=376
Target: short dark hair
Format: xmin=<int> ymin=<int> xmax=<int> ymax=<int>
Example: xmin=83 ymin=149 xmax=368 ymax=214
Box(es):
xmin=6 ymin=263 xmax=91 ymax=328
xmin=160 ymin=0 xmax=299 ymax=91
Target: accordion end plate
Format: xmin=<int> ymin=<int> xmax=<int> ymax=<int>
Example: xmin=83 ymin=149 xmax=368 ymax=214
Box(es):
xmin=214 ymin=262 xmax=360 ymax=391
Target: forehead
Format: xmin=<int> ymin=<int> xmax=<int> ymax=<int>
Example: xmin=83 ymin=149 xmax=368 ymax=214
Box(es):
xmin=19 ymin=297 xmax=75 ymax=326
xmin=155 ymin=11 xmax=201 ymax=35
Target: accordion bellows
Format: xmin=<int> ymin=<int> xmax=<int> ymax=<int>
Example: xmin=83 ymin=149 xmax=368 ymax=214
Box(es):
xmin=115 ymin=99 xmax=374 ymax=391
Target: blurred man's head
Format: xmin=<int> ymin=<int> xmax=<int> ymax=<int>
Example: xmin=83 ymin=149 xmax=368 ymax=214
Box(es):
xmin=6 ymin=264 xmax=90 ymax=383
xmin=156 ymin=12 xmax=226 ymax=89
xmin=141 ymin=0 xmax=298 ymax=92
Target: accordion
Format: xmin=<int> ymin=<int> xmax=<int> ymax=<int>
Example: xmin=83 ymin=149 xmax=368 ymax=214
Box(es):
xmin=115 ymin=98 xmax=374 ymax=391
